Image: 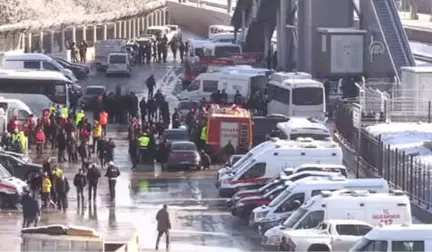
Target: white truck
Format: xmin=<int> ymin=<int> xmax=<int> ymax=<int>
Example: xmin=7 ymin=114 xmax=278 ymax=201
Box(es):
xmin=21 ymin=225 xmax=139 ymax=252
xmin=94 ymin=39 xmax=126 ymax=71
xmin=262 ymin=190 xmax=411 ymax=250
xmin=281 ymin=219 xmax=373 ymax=252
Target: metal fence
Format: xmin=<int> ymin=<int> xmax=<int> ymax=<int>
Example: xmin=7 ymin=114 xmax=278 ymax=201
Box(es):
xmin=335 ymin=102 xmax=432 ymax=210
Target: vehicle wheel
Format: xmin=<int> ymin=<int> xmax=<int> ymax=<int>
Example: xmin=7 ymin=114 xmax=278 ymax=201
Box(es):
xmin=0 ymin=193 xmax=7 ymax=209
xmin=242 ymin=208 xmax=253 ymax=223
xmin=308 ymin=244 xmax=330 ymax=252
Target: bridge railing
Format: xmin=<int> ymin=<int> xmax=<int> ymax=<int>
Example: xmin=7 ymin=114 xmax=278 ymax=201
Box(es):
xmin=0 ymin=0 xmax=168 ymax=62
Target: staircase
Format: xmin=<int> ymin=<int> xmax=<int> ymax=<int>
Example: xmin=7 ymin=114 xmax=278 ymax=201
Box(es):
xmin=372 ymin=0 xmax=415 ymax=80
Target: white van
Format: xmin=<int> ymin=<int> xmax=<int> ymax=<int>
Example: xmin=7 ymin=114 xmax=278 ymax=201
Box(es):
xmin=106 ymin=53 xmax=131 ymax=77
xmin=275 ymin=117 xmax=331 ymax=141
xmin=147 ymin=26 xmax=170 ymax=40
xmin=1 ymin=53 xmax=77 ymax=82
xmin=209 ymin=32 xmax=236 ymax=43
xmin=208 ymin=25 xmax=235 ymax=38
xmin=218 ymin=140 xmax=343 ymax=197
xmin=263 ymin=190 xmax=411 ymax=250
xmin=285 ymin=163 xmax=348 ymax=177
xmin=217 ymin=138 xmax=291 ymax=181
xmin=94 ymin=39 xmax=126 ymax=70
xmin=269 ymin=72 xmax=312 ymax=83
xmin=177 ymin=71 xmax=267 ymax=102
xmin=217 ymin=65 xmax=274 ymax=77
xmin=251 ymin=177 xmax=389 ymax=231
xmin=0 ymin=98 xmax=34 ymax=122
xmin=350 ymin=224 xmax=432 ymax=252
xmin=203 ymin=42 xmax=242 ymax=58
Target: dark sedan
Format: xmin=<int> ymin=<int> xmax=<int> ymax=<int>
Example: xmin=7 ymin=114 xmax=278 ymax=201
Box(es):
xmin=164 ymin=141 xmax=200 ymax=170
xmin=0 ymin=153 xmax=42 ymax=181
xmin=79 ymin=85 xmax=106 ymax=109
xmin=163 ymin=129 xmax=189 ymax=142
xmin=54 ymin=58 xmax=90 ymax=80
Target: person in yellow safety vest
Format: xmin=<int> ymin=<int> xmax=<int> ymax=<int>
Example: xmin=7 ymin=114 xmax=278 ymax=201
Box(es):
xmin=41 ymin=173 xmax=51 ymax=209
xmin=76 ymin=110 xmax=85 ymax=125
xmin=92 ymin=121 xmax=102 ymax=153
xmin=19 ymin=131 xmax=28 ymax=153
xmin=61 ymin=106 xmax=68 ymax=119
xmin=138 ymin=133 xmax=150 ymax=163
xmin=11 ymin=128 xmax=19 ymax=144
xmin=200 ymin=124 xmax=207 ymax=150
xmin=49 ymin=104 xmax=56 ymax=116
xmin=54 ymin=166 xmax=64 ymax=178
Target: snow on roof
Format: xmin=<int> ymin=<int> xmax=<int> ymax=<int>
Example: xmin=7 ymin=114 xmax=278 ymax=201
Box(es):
xmin=366 ymin=122 xmax=432 ymax=165
xmin=0 ymin=1 xmax=164 ymax=33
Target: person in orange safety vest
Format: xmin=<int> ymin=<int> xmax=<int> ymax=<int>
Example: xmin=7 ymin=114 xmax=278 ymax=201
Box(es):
xmin=99 ymin=111 xmax=108 ymax=136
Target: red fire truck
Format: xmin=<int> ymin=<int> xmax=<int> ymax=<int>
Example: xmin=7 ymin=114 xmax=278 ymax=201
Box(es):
xmin=205 ymin=104 xmax=253 ymax=158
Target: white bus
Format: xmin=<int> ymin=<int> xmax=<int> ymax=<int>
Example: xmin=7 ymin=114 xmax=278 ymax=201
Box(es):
xmin=208 ymin=25 xmax=234 ymax=38
xmin=267 ymin=78 xmax=326 ymax=120
xmin=0 ymin=70 xmax=70 ymax=113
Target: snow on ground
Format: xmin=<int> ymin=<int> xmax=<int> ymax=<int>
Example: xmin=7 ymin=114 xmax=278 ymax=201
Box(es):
xmin=366 ymin=122 xmax=432 ymax=165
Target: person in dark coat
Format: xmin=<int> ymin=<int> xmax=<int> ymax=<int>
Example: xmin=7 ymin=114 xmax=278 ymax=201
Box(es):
xmin=278 ymin=236 xmax=296 ymax=251
xmin=55 ymin=174 xmax=70 ymax=213
xmin=21 ymin=190 xmax=40 ymax=228
xmin=105 ymin=161 xmax=120 ymax=201
xmin=139 ymin=98 xmax=147 ymax=125
xmin=146 ymin=74 xmax=156 ymax=99
xmin=200 ymin=150 xmax=211 ymax=170
xmin=87 ymin=164 xmax=101 ymax=201
xmin=73 ymin=169 xmax=87 ymax=205
xmin=155 ymin=204 xmax=171 ymax=251
xmin=57 ymin=129 xmax=67 ymax=163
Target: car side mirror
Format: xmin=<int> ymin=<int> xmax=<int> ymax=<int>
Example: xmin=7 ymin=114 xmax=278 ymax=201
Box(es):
xmin=292 ymin=200 xmax=301 ymax=209
xmin=224 ymin=162 xmax=230 ymax=167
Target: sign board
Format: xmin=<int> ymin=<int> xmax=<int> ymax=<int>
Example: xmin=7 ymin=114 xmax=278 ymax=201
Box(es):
xmin=352 ymin=103 xmax=362 ymax=129
xmin=369 ymin=40 xmax=385 ymax=63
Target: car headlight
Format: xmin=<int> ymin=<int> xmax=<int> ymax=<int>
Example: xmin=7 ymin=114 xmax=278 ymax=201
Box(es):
xmin=256 ymin=211 xmax=269 ymax=220
xmin=233 ymin=196 xmax=240 ymax=201
xmin=236 ymin=202 xmax=244 ymax=207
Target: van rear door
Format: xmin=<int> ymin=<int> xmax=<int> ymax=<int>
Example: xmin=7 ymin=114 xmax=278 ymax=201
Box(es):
xmin=367 ymin=204 xmax=411 ymax=226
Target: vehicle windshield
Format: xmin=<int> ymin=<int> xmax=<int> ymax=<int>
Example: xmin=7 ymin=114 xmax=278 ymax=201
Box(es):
xmin=147 ymin=29 xmax=162 ymax=37
xmin=250 ymin=75 xmax=267 ymax=90
xmin=172 ymin=143 xmax=197 ymax=151
xmin=85 ymin=87 xmax=105 ymax=96
xmin=49 ymin=59 xmax=65 ymax=70
xmin=290 ymin=133 xmax=331 ymax=141
xmin=282 ymin=207 xmax=308 ymax=228
xmin=263 ymin=186 xmax=283 ymax=199
xmin=214 ymin=46 xmax=241 ymax=57
xmin=350 ymin=238 xmax=388 ymax=252
xmin=292 ymin=87 xmax=324 ymax=106
xmin=169 ymin=26 xmax=177 ymax=31
xmin=0 ymin=164 xmax=11 ymax=179
xmin=260 ymin=179 xmax=282 ymax=193
xmin=178 ymin=101 xmax=198 ymax=110
xmin=109 ymin=55 xmax=127 ymax=64
xmin=268 ymin=189 xmax=292 ymax=207
xmin=230 ymin=152 xmax=252 ymax=170
xmin=165 ymin=130 xmax=189 ymax=140
xmin=234 ymin=158 xmax=255 ymax=176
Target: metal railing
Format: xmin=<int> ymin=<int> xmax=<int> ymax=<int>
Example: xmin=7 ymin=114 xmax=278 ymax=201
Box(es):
xmin=335 ymin=102 xmax=432 ymax=211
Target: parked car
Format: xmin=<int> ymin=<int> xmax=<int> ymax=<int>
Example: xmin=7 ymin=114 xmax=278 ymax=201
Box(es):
xmin=177 ymin=100 xmax=200 ymax=117
xmin=53 ymin=58 xmax=90 ymax=80
xmin=163 ymin=128 xmax=189 ymax=143
xmin=0 ymin=153 xmax=42 ymax=181
xmin=0 ymin=163 xmax=27 ymax=209
xmin=79 ymin=85 xmax=106 ymax=109
xmin=164 ymin=141 xmax=200 ymax=170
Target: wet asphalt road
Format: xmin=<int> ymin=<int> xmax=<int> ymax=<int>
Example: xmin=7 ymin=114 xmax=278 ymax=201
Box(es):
xmin=0 ymin=32 xmax=262 ymax=252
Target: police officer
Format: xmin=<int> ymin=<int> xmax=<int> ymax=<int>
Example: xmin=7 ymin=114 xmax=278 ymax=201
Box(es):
xmin=138 ymin=132 xmax=151 ymax=163
xmin=75 ymin=110 xmax=85 ymax=125
xmin=200 ymin=123 xmax=207 ymax=151
xmin=105 ymin=161 xmax=120 ymax=201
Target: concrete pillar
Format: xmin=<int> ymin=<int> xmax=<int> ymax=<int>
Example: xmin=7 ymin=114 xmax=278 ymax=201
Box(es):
xmin=82 ymin=26 xmax=87 ymax=41
xmin=103 ymin=24 xmax=108 ymax=40
xmin=132 ymin=19 xmax=136 ymax=38
xmin=409 ymin=0 xmax=418 ymax=20
xmin=60 ymin=28 xmax=65 ymax=52
xmin=137 ymin=18 xmax=141 ymax=36
xmin=123 ymin=21 xmax=127 ymax=39
xmin=50 ymin=31 xmax=55 ymax=53
xmin=72 ymin=27 xmax=76 ymax=43
xmin=279 ymin=0 xmax=287 ymax=70
xmin=39 ymin=31 xmax=44 ymax=53
xmin=128 ymin=19 xmax=132 ymax=39
xmin=263 ymin=23 xmax=270 ymax=58
xmin=276 ymin=9 xmax=281 ymax=67
xmin=27 ymin=33 xmax=32 ymax=52
xmin=114 ymin=22 xmax=118 ymax=38
xmin=161 ymin=9 xmax=165 ymax=25
xmin=227 ymin=0 xmax=232 ymax=14
xmin=93 ymin=25 xmax=97 ymax=43
xmin=147 ymin=15 xmax=150 ymax=28
xmin=241 ymin=8 xmax=246 ymax=34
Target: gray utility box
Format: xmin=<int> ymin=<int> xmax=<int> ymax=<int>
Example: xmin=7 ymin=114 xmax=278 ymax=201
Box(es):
xmin=315 ymin=28 xmax=367 ymax=79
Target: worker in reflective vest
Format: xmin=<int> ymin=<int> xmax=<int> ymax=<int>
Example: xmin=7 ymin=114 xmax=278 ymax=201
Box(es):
xmin=200 ymin=125 xmax=207 ymax=150
xmin=61 ymin=106 xmax=68 ymax=119
xmin=138 ymin=134 xmax=150 ymax=163
xmin=49 ymin=105 xmax=56 ymax=116
xmin=92 ymin=121 xmax=103 ymax=153
xmin=99 ymin=111 xmax=108 ymax=136
xmin=75 ymin=110 xmax=85 ymax=126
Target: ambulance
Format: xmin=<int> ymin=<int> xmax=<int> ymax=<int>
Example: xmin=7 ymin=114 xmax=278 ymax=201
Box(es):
xmin=350 ymin=224 xmax=432 ymax=252
xmin=205 ymin=105 xmax=253 ymax=159
xmin=251 ymin=177 xmax=389 ymax=232
xmin=218 ymin=140 xmax=343 ymax=197
xmin=275 ymin=117 xmax=331 ymax=141
xmin=262 ymin=190 xmax=411 ymax=250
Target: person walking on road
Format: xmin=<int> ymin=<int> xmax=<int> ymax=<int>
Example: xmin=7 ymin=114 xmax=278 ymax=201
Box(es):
xmin=73 ymin=169 xmax=87 ymax=206
xmin=55 ymin=174 xmax=70 ymax=213
xmin=155 ymin=204 xmax=171 ymax=251
xmin=105 ymin=161 xmax=120 ymax=201
xmin=21 ymin=189 xmax=40 ymax=228
xmin=87 ymin=164 xmax=101 ymax=202
xmin=146 ymin=74 xmax=156 ymax=99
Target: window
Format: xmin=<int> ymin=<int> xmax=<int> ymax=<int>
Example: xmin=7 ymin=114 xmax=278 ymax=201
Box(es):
xmin=17 ymin=109 xmax=29 ymax=121
xmin=202 ymin=80 xmax=218 ymax=93
xmin=240 ymin=162 xmax=266 ymax=179
xmin=283 ymin=207 xmax=308 ymax=228
xmin=42 ymin=61 xmax=59 ymax=71
xmin=268 ymin=84 xmax=290 ymax=104
xmin=23 ymin=61 xmax=40 ymax=69
xmin=351 ymin=239 xmax=388 ymax=252
xmin=392 ymin=241 xmax=424 ymax=252
xmin=187 ymin=80 xmax=200 ymax=91
xmin=290 ymin=174 xmax=310 ymax=182
xmin=109 ymin=55 xmax=127 ymax=64
xmin=171 ymin=143 xmax=197 ymax=151
xmin=214 ymin=46 xmax=241 ymax=57
xmin=292 ymin=87 xmax=324 ymax=106
xmin=296 ymin=210 xmax=325 ymax=229
xmin=276 ymin=193 xmax=305 ymax=213
xmin=336 ymin=224 xmax=372 ymax=236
